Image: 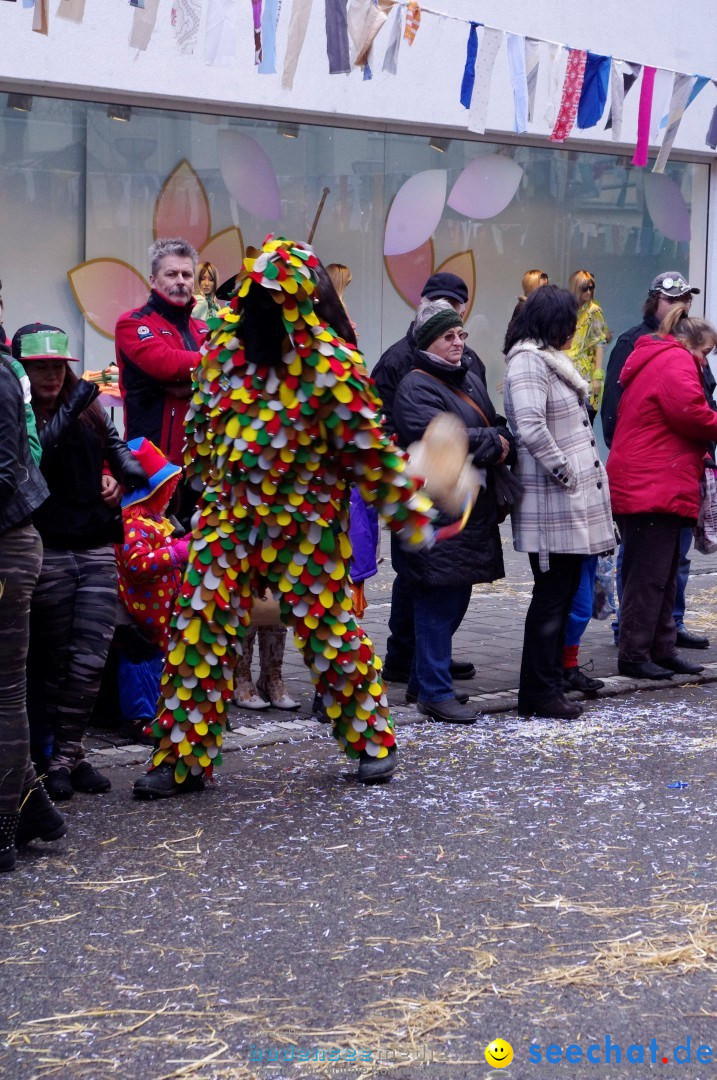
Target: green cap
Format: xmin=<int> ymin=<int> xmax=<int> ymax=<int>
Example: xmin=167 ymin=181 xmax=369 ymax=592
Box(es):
xmin=12 ymin=323 xmax=76 ymax=363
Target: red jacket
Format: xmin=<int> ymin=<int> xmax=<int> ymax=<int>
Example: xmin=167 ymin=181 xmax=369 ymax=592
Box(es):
xmin=115 ymin=290 xmax=207 ymax=465
xmin=607 ymin=334 xmax=717 ymax=518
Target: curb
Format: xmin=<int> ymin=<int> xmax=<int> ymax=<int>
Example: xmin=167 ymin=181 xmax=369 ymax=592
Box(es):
xmin=88 ymin=663 xmax=717 ymax=768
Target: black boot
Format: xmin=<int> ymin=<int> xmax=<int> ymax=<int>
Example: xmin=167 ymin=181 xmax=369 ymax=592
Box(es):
xmin=45 ymin=767 xmax=74 ymax=802
xmin=71 ymin=761 xmax=111 ymax=794
xmin=133 ymin=762 xmax=205 ymax=800
xmin=357 ymin=748 xmax=397 ymax=784
xmin=0 ymin=811 xmax=20 ymax=873
xmin=518 ymin=695 xmax=583 ymax=720
xmin=16 ymin=782 xmax=67 ymax=847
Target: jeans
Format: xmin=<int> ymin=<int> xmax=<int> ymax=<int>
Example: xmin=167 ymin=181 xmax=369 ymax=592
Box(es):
xmin=407 ymin=584 xmax=472 ymax=702
xmin=0 ymin=523 xmax=43 ymax=813
xmin=616 ymin=513 xmax=682 ymax=663
xmin=564 ymin=555 xmax=599 ymax=649
xmin=612 ymin=525 xmax=693 ymax=638
xmin=519 ymin=553 xmax=583 ymax=704
xmin=384 ymin=533 xmax=415 ymax=673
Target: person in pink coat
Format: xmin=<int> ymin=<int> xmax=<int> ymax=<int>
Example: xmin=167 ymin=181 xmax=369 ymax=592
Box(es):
xmin=607 ymin=305 xmax=717 ymax=680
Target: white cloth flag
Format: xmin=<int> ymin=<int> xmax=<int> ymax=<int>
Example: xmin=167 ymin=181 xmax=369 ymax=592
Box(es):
xmin=172 ymin=0 xmax=203 ymax=54
xmin=383 ymin=3 xmax=402 ymax=75
xmin=653 ymin=73 xmax=696 ymax=174
xmin=650 ymin=67 xmax=675 ymax=142
xmin=507 ymin=33 xmax=528 ymax=133
xmin=130 ymin=0 xmax=160 ymax=50
xmin=543 ymin=43 xmax=567 ymax=128
xmin=609 ymin=59 xmax=641 ymax=141
xmin=525 ymin=37 xmax=541 ymax=122
xmin=467 ymin=27 xmax=503 ymax=135
xmin=204 ymin=0 xmax=238 ymax=66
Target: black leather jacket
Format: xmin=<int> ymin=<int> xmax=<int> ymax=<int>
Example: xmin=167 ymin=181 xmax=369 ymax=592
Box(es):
xmin=0 ymin=358 xmax=48 ymax=537
xmin=33 ymin=380 xmax=147 ymax=550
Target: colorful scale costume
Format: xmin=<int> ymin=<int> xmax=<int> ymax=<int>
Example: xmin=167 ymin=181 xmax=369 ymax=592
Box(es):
xmin=148 ymin=237 xmax=435 ymax=784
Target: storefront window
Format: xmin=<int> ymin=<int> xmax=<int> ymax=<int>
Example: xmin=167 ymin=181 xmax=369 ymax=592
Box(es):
xmin=0 ymin=92 xmax=706 ymax=422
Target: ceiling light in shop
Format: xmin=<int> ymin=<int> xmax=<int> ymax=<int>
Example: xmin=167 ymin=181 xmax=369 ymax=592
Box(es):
xmin=429 ymin=137 xmax=451 ymax=153
xmin=107 ymin=104 xmax=132 ymax=122
xmin=277 ymin=122 xmax=300 ymax=139
xmin=7 ymin=94 xmax=32 ymax=112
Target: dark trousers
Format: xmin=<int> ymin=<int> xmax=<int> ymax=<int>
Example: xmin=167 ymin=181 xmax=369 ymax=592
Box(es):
xmin=28 ymin=545 xmax=118 ymax=771
xmin=407 ymin=584 xmax=472 ymax=703
xmin=384 ymin=533 xmax=415 ymax=673
xmin=616 ymin=513 xmax=682 ymax=664
xmin=0 ymin=523 xmax=42 ymax=813
xmin=519 ymin=552 xmax=583 ymax=704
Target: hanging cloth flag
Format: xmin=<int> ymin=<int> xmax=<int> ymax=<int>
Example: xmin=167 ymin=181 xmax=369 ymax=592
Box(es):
xmin=650 ymin=67 xmax=674 ymax=141
xmin=252 ymin=0 xmax=262 ymax=64
xmin=258 ymin=0 xmax=280 ymax=73
xmin=204 ymin=0 xmax=238 ymax=65
xmin=171 ymin=0 xmax=202 ymax=54
xmin=653 ymin=73 xmax=696 ymax=174
xmin=543 ymin=43 xmax=567 ymax=127
xmin=550 ymin=48 xmax=587 ymax=142
xmin=326 ymin=0 xmax=350 ymax=74
xmin=459 ymin=21 xmax=479 ymax=109
xmin=467 ymin=27 xmax=503 ymax=134
xmin=605 ymin=60 xmax=641 ymax=136
xmin=507 ymin=33 xmax=528 ymax=133
xmin=403 ymin=0 xmax=420 ymax=45
xmin=576 ymin=52 xmax=610 ymax=129
xmin=525 ymin=37 xmax=540 ymax=122
xmin=57 ymin=0 xmax=85 ymax=21
xmin=631 ymin=65 xmax=657 ymax=166
xmin=129 ymin=1 xmax=145 ymax=11
xmin=354 ymin=0 xmax=393 ymax=69
xmin=130 ymin=0 xmax=160 ymax=48
xmin=706 ymin=90 xmax=717 ymax=150
xmin=686 ymin=75 xmax=709 ymax=111
xmin=281 ymin=0 xmax=313 ymax=89
xmin=382 ymin=4 xmax=402 ymax=76
xmin=32 ymin=0 xmax=48 ymax=33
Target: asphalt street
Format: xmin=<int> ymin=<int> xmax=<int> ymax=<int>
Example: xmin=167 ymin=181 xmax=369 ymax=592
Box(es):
xmin=4 ymin=684 xmax=717 ymax=1079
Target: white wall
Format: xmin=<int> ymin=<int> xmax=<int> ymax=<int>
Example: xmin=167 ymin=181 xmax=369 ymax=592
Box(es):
xmin=0 ymin=0 xmax=715 ymax=157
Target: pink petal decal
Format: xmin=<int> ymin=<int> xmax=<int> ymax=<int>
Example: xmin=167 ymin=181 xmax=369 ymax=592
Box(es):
xmin=384 ymin=170 xmax=446 ymax=256
xmin=384 ymin=240 xmax=434 ymax=308
xmin=153 ymin=159 xmax=211 ymax=250
xmin=435 ymin=250 xmax=476 ymax=320
xmin=218 ymin=131 xmax=281 ymax=220
xmin=68 ymin=259 xmax=150 ymax=340
xmin=447 ymin=155 xmax=523 ymax=219
xmin=643 ymin=173 xmax=691 ymax=243
xmin=199 ymin=227 xmax=245 ymax=284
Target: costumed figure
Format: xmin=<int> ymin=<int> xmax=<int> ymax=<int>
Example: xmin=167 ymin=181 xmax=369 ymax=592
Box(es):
xmin=133 ymin=236 xmax=435 ymax=799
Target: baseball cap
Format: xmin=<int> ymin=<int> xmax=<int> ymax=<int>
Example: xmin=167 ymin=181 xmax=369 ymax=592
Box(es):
xmin=12 ymin=323 xmax=78 ymax=362
xmin=648 ymin=271 xmax=700 ymax=299
xmin=421 ymin=272 xmax=469 ymax=305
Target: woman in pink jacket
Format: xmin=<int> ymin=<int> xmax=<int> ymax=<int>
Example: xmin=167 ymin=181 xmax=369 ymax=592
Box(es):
xmin=607 ymin=306 xmax=717 ymax=680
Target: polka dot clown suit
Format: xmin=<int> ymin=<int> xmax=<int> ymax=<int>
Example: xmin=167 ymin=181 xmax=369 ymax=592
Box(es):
xmin=143 ymin=237 xmax=435 ymax=790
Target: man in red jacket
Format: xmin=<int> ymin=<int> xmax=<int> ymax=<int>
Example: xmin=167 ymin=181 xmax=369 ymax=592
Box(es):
xmin=115 ymin=237 xmax=208 ymax=467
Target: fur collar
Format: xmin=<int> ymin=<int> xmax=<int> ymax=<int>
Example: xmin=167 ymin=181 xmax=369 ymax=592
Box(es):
xmin=506 ymin=340 xmax=589 ymax=399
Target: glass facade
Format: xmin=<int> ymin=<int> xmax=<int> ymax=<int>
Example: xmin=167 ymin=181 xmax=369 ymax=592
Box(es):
xmin=0 ymin=93 xmax=707 ymax=419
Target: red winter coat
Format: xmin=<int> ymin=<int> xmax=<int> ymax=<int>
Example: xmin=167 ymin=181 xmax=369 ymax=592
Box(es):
xmin=607 ymin=334 xmax=717 ymax=518
xmin=115 ymin=290 xmax=207 ymax=465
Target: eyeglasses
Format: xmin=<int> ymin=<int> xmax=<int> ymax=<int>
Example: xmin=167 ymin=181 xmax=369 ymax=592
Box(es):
xmin=581 ymin=283 xmax=595 ymax=292
xmin=441 ymin=330 xmax=468 ymax=343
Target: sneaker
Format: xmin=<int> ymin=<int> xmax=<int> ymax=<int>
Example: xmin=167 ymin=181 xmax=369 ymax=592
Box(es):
xmin=357 ymin=749 xmax=398 ymax=783
xmin=562 ymin=666 xmax=605 ymax=694
xmin=133 ymin=762 xmax=205 ymax=800
xmin=71 ymin=761 xmax=111 ymax=794
xmin=16 ymin=782 xmax=67 ymax=846
xmin=675 ymin=626 xmax=710 ymax=649
xmin=45 ymin=767 xmax=74 ymax=802
xmin=417 ymin=698 xmax=479 ymax=725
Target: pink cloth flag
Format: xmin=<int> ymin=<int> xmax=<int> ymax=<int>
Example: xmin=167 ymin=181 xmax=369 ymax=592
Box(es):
xmin=631 ymin=65 xmax=657 ymax=167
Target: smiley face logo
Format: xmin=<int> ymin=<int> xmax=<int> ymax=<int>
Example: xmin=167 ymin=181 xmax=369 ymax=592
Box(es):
xmin=485 ymin=1039 xmax=514 ymax=1068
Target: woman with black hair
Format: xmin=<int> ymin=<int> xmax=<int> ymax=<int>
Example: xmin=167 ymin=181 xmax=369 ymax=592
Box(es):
xmin=503 ymin=287 xmax=614 ymax=720
xmin=14 ymin=324 xmax=147 ymax=800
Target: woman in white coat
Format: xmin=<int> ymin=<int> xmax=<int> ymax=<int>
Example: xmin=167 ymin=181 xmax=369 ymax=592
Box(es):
xmin=503 ymin=286 xmax=614 ymax=720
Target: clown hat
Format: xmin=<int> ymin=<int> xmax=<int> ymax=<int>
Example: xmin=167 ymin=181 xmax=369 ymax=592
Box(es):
xmin=121 ymin=437 xmax=181 ymax=509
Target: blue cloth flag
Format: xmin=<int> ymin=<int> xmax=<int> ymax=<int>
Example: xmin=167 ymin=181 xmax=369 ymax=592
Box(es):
xmin=460 ymin=22 xmax=480 ymax=110
xmin=577 ymin=51 xmax=611 ymax=129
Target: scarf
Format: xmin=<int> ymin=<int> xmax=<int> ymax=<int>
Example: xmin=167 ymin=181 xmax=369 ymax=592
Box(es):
xmin=506 ymin=340 xmax=590 ymax=399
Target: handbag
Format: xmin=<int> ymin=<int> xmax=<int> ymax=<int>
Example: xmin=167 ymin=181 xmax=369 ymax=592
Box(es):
xmin=412 ymin=369 xmax=522 ymax=523
xmin=695 ymin=466 xmax=717 ymax=555
xmin=249 ymin=593 xmax=282 ymax=627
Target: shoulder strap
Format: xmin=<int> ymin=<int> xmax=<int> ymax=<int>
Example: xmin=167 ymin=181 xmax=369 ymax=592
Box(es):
xmin=411 ymin=368 xmax=491 ymax=427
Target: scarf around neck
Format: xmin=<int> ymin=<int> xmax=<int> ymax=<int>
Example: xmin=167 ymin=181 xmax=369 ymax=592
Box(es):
xmin=506 ymin=339 xmax=590 ymax=399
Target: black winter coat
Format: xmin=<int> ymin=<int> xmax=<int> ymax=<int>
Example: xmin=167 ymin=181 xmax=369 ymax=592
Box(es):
xmin=392 ymin=351 xmax=513 ymax=589
xmin=34 ymin=380 xmax=147 ymax=550
xmin=0 ymin=359 xmax=48 ymax=536
xmin=600 ymin=314 xmax=659 ymax=446
xmin=373 ymin=322 xmax=487 ymax=433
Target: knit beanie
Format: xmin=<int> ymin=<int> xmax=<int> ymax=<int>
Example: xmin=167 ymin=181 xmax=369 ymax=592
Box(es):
xmin=414 ymin=308 xmax=464 ymax=351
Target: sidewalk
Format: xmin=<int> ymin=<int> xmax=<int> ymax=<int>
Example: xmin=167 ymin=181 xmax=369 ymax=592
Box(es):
xmin=87 ymin=526 xmax=717 ymax=767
